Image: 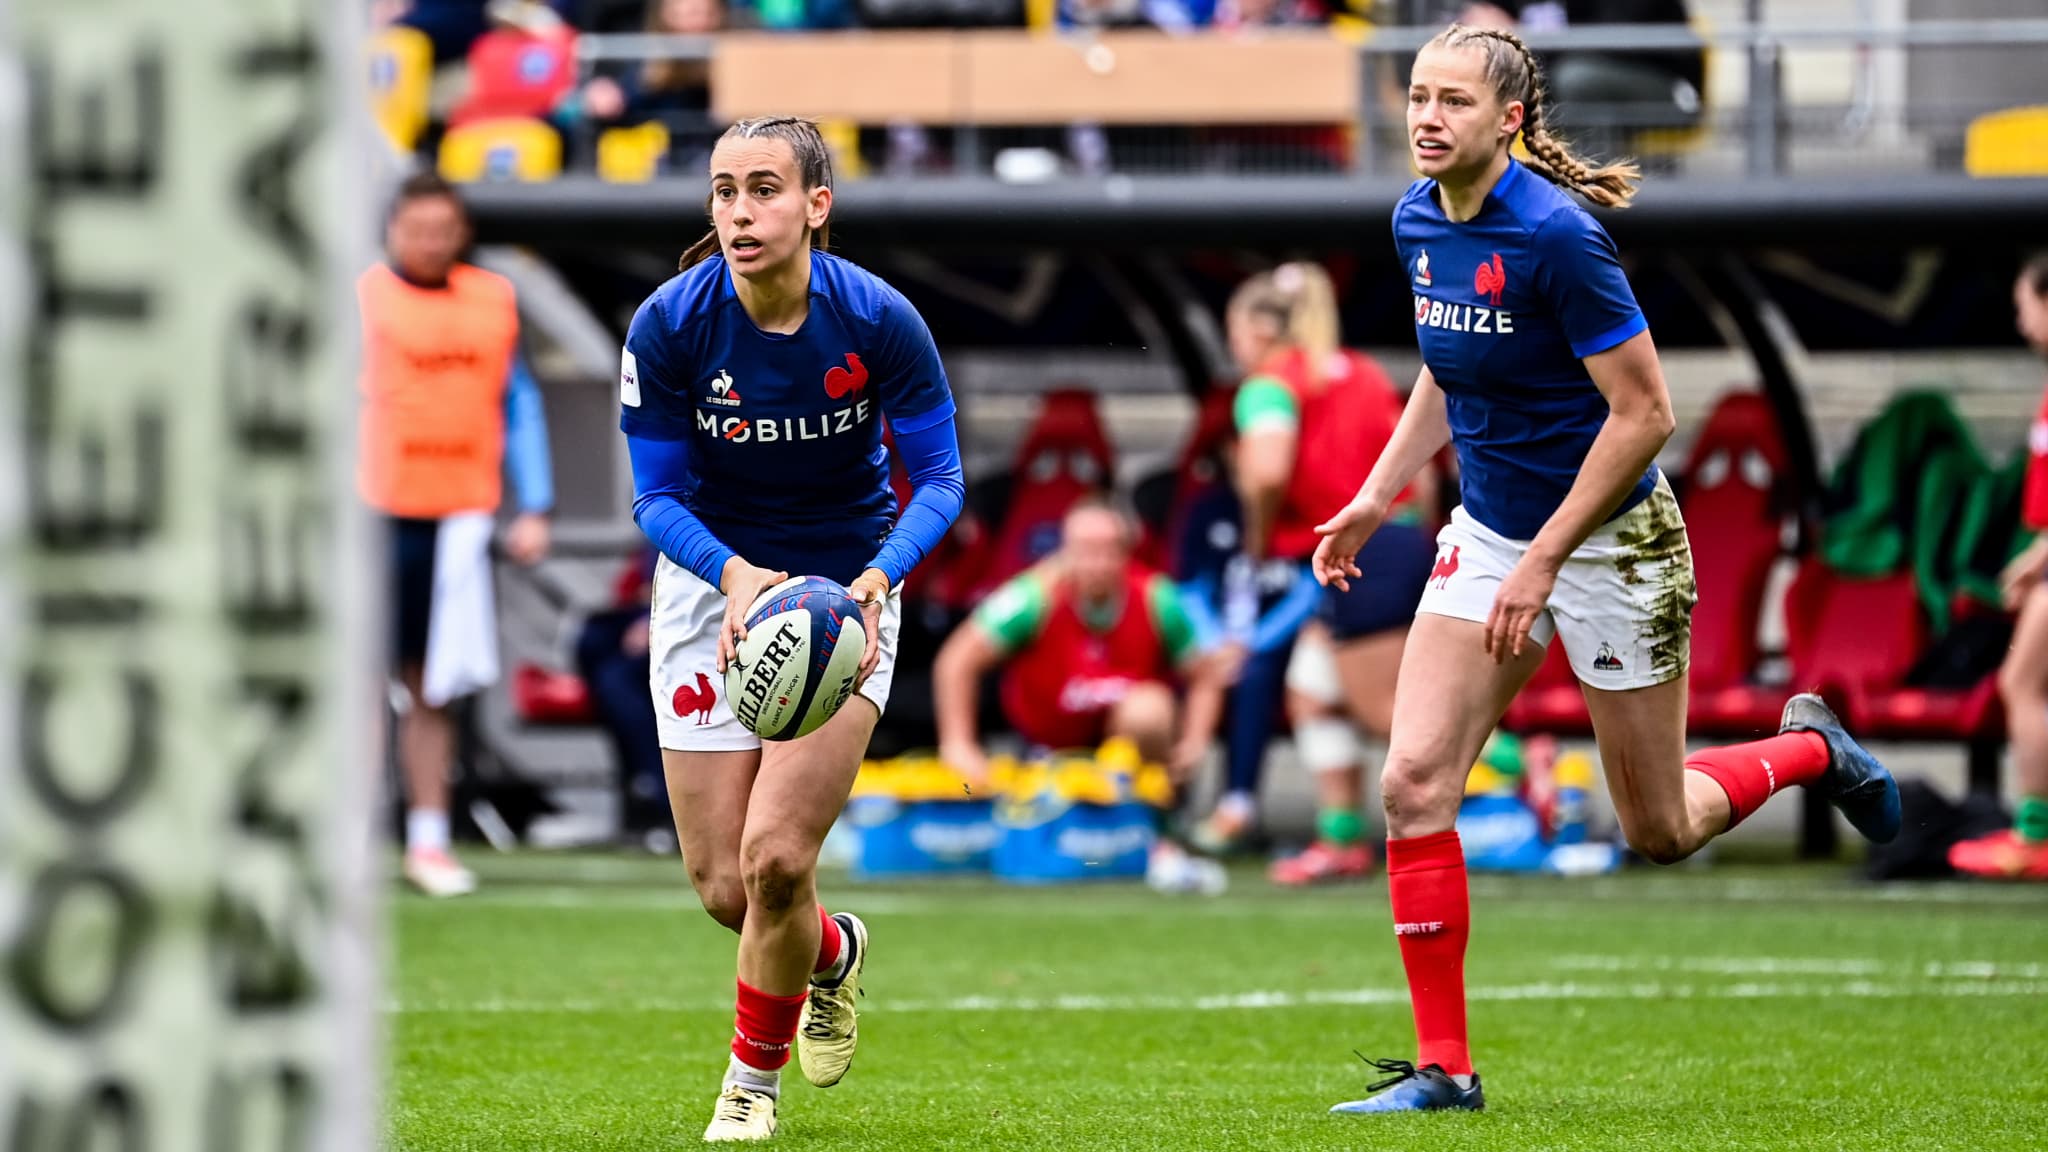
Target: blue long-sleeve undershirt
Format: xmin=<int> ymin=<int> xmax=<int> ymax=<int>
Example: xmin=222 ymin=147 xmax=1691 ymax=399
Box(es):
xmin=1178 ymin=563 xmax=1322 ymax=655
xmin=503 ymin=354 xmax=553 ymax=514
xmin=627 ymin=435 xmax=731 ymax=588
xmin=868 ymin=416 xmax=965 ymax=587
xmin=626 ymin=413 xmax=965 ymax=591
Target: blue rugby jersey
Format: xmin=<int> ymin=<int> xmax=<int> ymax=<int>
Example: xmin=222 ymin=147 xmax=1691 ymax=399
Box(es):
xmin=1394 ymin=159 xmax=1655 ymax=540
xmin=620 ymin=250 xmax=958 ymax=585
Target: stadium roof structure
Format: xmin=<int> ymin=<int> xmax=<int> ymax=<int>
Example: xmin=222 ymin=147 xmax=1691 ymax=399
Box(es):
xmin=467 ymin=173 xmax=2048 ymax=252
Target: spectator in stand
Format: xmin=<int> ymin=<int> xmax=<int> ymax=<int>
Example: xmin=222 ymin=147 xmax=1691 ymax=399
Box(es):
xmin=360 ymin=173 xmax=554 ymax=897
xmin=1212 ymin=0 xmax=1322 ymax=31
xmin=574 ymin=548 xmax=674 ymax=853
xmin=579 ymin=0 xmax=726 ymax=133
xmin=374 ymin=0 xmax=579 ymax=66
xmin=1953 ymin=252 xmax=2048 ymax=882
xmin=448 ymin=0 xmax=631 ymax=131
xmin=740 ymin=0 xmax=858 ymax=29
xmin=1058 ymin=0 xmax=1207 ymax=30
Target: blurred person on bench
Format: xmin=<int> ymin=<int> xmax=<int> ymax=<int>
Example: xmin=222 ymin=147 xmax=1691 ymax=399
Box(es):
xmin=574 ymin=547 xmax=676 ymax=854
xmin=360 ymin=172 xmax=555 ymax=897
xmin=932 ymin=495 xmax=1236 ymax=810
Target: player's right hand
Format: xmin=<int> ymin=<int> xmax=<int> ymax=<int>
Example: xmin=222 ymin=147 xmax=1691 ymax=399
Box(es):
xmin=1311 ymin=499 xmax=1387 ymax=591
xmin=716 ymin=559 xmax=790 ymax=675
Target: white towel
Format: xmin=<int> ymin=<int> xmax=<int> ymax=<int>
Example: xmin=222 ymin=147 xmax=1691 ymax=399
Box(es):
xmin=421 ymin=512 xmax=501 ymax=708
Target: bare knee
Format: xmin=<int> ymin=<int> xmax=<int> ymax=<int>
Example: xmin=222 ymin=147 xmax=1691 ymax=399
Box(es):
xmin=739 ymin=837 xmax=815 ymax=917
xmin=1379 ymin=750 xmax=1464 ymax=834
xmin=689 ymin=866 xmax=747 ymax=932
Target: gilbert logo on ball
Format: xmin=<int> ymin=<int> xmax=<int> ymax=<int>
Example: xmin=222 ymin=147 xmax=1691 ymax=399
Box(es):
xmin=726 ymin=575 xmax=867 ymax=741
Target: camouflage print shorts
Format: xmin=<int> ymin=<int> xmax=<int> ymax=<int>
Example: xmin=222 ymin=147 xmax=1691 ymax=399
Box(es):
xmin=1417 ymin=473 xmax=1697 ymax=689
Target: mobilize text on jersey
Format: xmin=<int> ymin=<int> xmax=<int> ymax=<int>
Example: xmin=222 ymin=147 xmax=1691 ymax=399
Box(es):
xmin=1414 ymin=295 xmax=1516 ymax=335
xmin=696 ymin=397 xmax=873 ymax=443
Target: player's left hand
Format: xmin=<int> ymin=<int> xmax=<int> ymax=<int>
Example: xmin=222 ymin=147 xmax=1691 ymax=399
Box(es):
xmin=1485 ymin=554 xmax=1558 ymax=663
xmin=505 ymin=512 xmax=551 ymax=566
xmin=849 ymin=568 xmax=890 ymax=688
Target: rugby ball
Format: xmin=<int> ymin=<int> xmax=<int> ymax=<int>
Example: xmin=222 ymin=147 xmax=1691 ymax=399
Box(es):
xmin=724 ymin=575 xmax=867 ymax=741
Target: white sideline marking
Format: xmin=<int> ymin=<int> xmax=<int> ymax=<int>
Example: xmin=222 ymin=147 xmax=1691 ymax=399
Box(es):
xmin=1550 ymin=955 xmax=1890 ymax=976
xmin=1552 ymin=956 xmax=2048 ymax=979
xmin=434 ymin=877 xmax=2048 ymax=914
xmin=390 ymin=978 xmax=2048 ymax=1016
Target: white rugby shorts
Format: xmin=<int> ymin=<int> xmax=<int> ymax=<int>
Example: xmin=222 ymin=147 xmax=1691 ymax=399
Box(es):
xmin=1416 ymin=473 xmax=1697 ymax=691
xmin=648 ymin=556 xmax=902 ymax=751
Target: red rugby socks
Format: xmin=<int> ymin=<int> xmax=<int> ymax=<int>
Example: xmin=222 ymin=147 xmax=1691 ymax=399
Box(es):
xmin=731 ymin=979 xmax=806 ymax=1075
xmin=812 ymin=904 xmax=845 ymax=979
xmin=1686 ymin=732 xmax=1829 ymax=829
xmin=1386 ymin=829 xmax=1473 ymax=1077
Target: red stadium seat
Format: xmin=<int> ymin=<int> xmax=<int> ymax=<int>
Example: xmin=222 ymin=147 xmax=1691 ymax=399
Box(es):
xmin=971 ymin=389 xmax=1117 ymax=599
xmin=514 ymin=554 xmax=650 ymax=728
xmin=449 ymin=24 xmax=578 ymax=128
xmin=1680 ymin=392 xmax=1797 ymax=735
xmin=513 ymin=662 xmax=595 ymax=725
xmin=1784 ymin=560 xmax=2002 ymax=741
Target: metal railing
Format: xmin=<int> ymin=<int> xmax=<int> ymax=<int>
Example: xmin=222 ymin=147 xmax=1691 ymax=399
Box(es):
xmin=568 ymin=20 xmax=2048 ymax=180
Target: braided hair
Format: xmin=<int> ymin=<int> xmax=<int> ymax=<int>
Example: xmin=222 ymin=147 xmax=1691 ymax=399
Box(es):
xmin=1428 ymin=23 xmax=1641 ymax=209
xmin=679 ymin=116 xmax=835 ymax=271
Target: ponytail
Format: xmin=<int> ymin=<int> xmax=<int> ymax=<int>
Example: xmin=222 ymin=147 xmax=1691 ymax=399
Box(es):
xmin=1522 ymin=101 xmax=1641 ymax=210
xmin=1272 ymin=262 xmax=1340 ymax=375
xmin=677 ymin=116 xmax=837 ymax=271
xmin=1429 ymin=23 xmax=1642 ymax=209
xmin=1228 ymin=261 xmax=1345 ymax=386
xmin=679 ymin=206 xmax=720 ymax=271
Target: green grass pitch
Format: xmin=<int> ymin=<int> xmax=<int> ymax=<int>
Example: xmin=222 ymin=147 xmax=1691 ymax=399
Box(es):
xmin=390 ymin=853 xmax=2048 ymax=1150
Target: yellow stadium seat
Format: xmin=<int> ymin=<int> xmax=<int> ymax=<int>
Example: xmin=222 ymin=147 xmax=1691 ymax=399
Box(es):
xmin=1328 ymin=13 xmax=1373 ymax=45
xmin=438 ymin=117 xmax=563 ymax=183
xmin=368 ymin=25 xmax=434 ymax=153
xmin=597 ymin=122 xmax=670 ymax=184
xmin=1966 ymin=106 xmax=2048 ymax=178
xmin=817 ymin=118 xmax=867 ymax=181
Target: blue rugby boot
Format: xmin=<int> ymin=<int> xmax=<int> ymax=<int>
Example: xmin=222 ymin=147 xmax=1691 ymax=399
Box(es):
xmin=1779 ymin=693 xmax=1902 ymax=844
xmin=1330 ymin=1058 xmax=1484 ymax=1115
